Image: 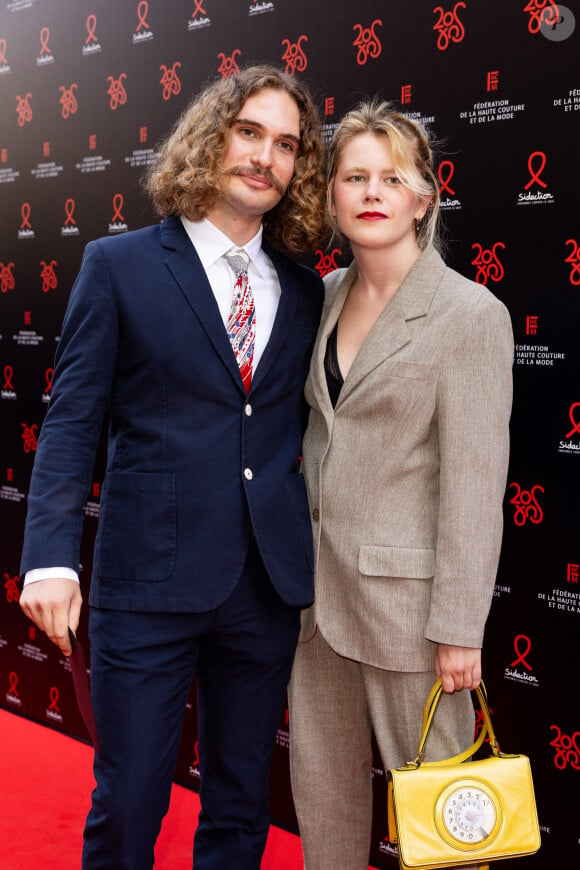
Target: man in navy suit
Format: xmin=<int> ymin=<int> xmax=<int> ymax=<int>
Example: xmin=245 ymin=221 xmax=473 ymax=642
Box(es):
xmin=20 ymin=65 xmax=326 ymax=869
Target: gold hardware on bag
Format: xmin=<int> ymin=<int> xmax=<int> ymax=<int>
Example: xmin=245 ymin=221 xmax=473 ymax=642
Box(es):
xmin=386 ymin=679 xmax=541 ymax=870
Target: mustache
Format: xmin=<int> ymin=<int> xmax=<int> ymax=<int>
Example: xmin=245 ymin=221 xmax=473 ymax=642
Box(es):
xmin=225 ymin=165 xmax=285 ymax=196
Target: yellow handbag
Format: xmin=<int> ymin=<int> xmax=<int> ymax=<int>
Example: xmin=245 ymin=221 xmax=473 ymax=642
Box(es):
xmin=387 ymin=679 xmax=541 ymax=870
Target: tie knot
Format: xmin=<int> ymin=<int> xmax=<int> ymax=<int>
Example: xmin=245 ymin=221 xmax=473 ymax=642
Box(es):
xmin=224 ymin=248 xmax=249 ymax=278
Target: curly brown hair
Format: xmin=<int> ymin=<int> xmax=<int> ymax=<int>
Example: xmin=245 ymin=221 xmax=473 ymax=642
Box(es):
xmin=144 ymin=65 xmax=327 ymax=253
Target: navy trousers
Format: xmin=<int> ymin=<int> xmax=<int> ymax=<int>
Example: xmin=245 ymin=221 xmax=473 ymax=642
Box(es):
xmin=82 ymin=541 xmax=301 ymax=869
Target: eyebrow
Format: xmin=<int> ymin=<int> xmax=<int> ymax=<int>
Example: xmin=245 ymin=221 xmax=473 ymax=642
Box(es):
xmin=233 ymin=118 xmax=300 ymax=146
xmin=342 ymin=165 xmax=397 ymax=173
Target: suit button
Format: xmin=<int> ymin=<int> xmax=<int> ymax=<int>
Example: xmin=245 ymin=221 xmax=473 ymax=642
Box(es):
xmin=243 ymin=468 xmax=253 ymax=480
xmin=245 ymin=404 xmax=252 ymax=416
xmin=311 ymin=508 xmax=320 ymax=521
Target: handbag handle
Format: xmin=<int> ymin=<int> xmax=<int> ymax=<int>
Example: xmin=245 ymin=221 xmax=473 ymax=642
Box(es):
xmin=410 ymin=678 xmax=501 ymax=769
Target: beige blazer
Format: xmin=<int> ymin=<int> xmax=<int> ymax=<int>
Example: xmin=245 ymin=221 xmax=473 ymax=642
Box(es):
xmin=300 ymin=246 xmax=514 ymax=672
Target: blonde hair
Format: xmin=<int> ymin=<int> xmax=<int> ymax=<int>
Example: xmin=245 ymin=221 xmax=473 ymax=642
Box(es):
xmin=144 ymin=65 xmax=326 ymax=253
xmin=327 ymin=100 xmax=440 ymax=250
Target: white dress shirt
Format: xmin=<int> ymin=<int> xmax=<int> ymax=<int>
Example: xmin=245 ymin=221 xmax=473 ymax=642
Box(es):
xmin=181 ymin=216 xmax=281 ymax=371
xmin=25 ymin=216 xmax=282 ymax=587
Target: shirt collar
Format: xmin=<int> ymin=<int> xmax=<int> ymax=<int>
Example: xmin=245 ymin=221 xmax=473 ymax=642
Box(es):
xmin=180 ymin=216 xmax=267 ymax=277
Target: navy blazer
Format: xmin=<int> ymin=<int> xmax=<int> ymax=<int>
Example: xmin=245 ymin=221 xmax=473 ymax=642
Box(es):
xmin=21 ymin=216 xmax=324 ymax=612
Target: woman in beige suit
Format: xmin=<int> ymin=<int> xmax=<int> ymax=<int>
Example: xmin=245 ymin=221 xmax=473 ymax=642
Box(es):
xmin=289 ymin=102 xmax=514 ymax=869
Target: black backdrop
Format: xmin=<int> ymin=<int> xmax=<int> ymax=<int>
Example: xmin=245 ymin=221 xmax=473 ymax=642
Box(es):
xmin=1 ymin=1 xmax=579 ymax=867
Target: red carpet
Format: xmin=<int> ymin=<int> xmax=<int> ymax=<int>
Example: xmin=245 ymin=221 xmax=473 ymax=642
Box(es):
xmin=0 ymin=708 xmax=304 ymax=869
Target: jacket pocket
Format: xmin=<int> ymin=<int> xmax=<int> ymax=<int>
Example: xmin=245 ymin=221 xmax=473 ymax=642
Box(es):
xmin=96 ymin=471 xmax=176 ymax=582
xmin=358 ymin=545 xmax=435 ymax=579
xmin=380 ymin=360 xmax=431 ymax=380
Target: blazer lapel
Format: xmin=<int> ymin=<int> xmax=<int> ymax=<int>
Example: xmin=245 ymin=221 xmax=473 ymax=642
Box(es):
xmin=327 ymin=246 xmax=447 ymax=409
xmin=338 ymin=293 xmax=411 ymax=406
xmin=309 ymin=262 xmax=355 ymax=418
xmin=247 ymin=243 xmax=297 ymax=393
xmin=160 ymin=216 xmax=244 ymax=392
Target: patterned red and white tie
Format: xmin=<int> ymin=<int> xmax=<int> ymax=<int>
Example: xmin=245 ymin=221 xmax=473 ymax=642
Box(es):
xmin=224 ymin=248 xmax=255 ymax=393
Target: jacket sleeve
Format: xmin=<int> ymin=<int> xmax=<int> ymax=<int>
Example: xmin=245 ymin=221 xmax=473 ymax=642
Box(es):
xmin=424 ymin=291 xmax=514 ymax=648
xmin=20 ymin=241 xmax=119 ymax=575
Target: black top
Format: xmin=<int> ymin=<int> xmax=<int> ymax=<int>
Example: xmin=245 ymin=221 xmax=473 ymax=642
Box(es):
xmin=324 ymin=322 xmax=344 ymax=408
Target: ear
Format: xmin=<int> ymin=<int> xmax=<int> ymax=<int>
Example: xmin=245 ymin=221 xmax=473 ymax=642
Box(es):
xmin=415 ymin=195 xmax=433 ymax=222
xmin=327 ymin=179 xmax=337 ymax=217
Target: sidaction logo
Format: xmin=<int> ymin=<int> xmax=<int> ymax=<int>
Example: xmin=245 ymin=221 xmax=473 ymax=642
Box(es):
xmin=558 ymin=402 xmax=580 ymax=455
xmin=518 ymin=151 xmax=554 ymax=205
xmin=61 ymin=198 xmax=79 ymax=237
xmin=504 ymin=634 xmax=539 ymax=687
xmin=438 ymin=160 xmax=461 ymax=210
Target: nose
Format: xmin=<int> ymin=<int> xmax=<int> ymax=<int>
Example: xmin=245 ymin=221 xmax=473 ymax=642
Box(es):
xmin=250 ymin=138 xmax=274 ymax=168
xmin=364 ymin=179 xmax=381 ymax=201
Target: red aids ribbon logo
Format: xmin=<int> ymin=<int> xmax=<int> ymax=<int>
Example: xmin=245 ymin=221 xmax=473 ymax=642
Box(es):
xmin=107 ymin=74 xmax=128 ymax=110
xmin=509 ymin=482 xmax=544 ymax=526
xmin=44 ymin=368 xmax=54 ymax=394
xmin=524 ymin=0 xmax=560 ymax=34
xmin=510 ymin=634 xmax=533 ymax=671
xmin=4 ymin=574 xmax=20 ymax=604
xmin=524 ymin=151 xmax=548 ymax=190
xmin=433 ymin=3 xmax=466 ymax=51
xmin=0 ymin=38 xmax=7 ymax=64
xmin=565 ymin=402 xmax=580 ymax=438
xmin=315 ymin=249 xmax=342 ymax=277
xmin=0 ymin=262 xmax=15 ymax=294
xmin=136 ymin=0 xmax=150 ymax=32
xmin=471 ymin=242 xmax=505 ymax=285
xmin=8 ymin=672 xmax=19 ymax=698
xmin=281 ymin=35 xmax=308 ymax=75
xmin=438 ymin=160 xmax=456 ymax=195
xmin=352 ymin=20 xmax=382 ymax=65
xmin=3 ymin=365 xmax=14 ymax=390
xmin=16 ymin=93 xmax=33 ymax=126
xmin=217 ymin=50 xmax=241 ymax=78
xmin=21 ymin=423 xmax=38 ymax=453
xmin=549 ymin=726 xmax=580 ymax=770
xmin=160 ymin=62 xmax=182 ymax=101
xmin=64 ymin=198 xmax=76 ymax=227
xmin=20 ymin=203 xmax=32 ymax=230
xmin=565 ymin=239 xmax=580 ymax=285
xmin=192 ymin=0 xmax=206 ymax=16
xmin=40 ymin=260 xmax=58 ymax=293
xmin=48 ymin=687 xmax=61 ymax=713
xmin=39 ymin=26 xmax=51 ymax=57
xmin=85 ymin=14 xmax=98 ymax=44
xmin=59 ymin=84 xmax=78 ymax=119
xmin=111 ymin=194 xmax=125 ymax=223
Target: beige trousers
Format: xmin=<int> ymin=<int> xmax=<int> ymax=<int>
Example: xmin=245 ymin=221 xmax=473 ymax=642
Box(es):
xmin=289 ymin=629 xmax=476 ymax=870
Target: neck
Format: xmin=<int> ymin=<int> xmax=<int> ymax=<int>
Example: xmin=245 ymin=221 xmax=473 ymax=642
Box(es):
xmin=350 ymin=237 xmax=423 ymax=298
xmin=205 ymin=207 xmax=262 ymax=248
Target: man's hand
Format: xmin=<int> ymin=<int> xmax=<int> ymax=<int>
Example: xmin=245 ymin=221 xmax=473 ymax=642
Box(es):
xmin=20 ymin=578 xmax=82 ymax=657
xmin=435 ymin=643 xmax=482 ymax=694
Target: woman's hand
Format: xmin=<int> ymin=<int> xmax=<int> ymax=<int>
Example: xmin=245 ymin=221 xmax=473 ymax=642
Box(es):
xmin=435 ymin=644 xmax=482 ymax=694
